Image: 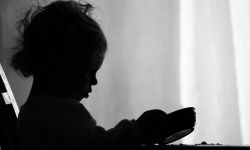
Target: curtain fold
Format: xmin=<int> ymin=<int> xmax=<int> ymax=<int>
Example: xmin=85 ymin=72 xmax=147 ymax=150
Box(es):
xmin=180 ymin=0 xmax=242 ymax=145
xmin=230 ymin=0 xmax=250 ymax=145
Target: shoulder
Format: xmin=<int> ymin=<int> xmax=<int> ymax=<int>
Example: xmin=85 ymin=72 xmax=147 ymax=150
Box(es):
xmin=18 ymin=94 xmax=96 ymax=136
xmin=18 ymin=95 xmax=97 ymax=149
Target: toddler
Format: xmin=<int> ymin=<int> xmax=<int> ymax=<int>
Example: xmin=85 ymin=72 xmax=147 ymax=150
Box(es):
xmin=11 ymin=1 xmax=169 ymax=150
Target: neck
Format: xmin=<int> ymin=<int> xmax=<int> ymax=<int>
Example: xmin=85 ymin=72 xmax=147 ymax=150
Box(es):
xmin=29 ymin=77 xmax=83 ymax=101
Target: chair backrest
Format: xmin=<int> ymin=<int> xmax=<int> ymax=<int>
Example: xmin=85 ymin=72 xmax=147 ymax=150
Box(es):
xmin=0 ymin=63 xmax=19 ymax=150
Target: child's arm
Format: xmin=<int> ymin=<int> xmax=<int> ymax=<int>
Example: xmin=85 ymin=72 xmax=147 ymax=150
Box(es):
xmin=84 ymin=109 xmax=172 ymax=150
xmin=85 ymin=119 xmax=143 ymax=150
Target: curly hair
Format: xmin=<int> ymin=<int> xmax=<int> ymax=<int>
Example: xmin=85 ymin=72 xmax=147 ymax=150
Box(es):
xmin=11 ymin=0 xmax=107 ymax=77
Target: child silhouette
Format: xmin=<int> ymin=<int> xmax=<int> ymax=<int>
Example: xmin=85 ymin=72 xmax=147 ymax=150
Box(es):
xmin=11 ymin=1 xmax=170 ymax=150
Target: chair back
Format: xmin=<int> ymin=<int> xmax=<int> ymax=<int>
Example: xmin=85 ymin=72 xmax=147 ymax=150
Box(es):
xmin=0 ymin=63 xmax=19 ymax=150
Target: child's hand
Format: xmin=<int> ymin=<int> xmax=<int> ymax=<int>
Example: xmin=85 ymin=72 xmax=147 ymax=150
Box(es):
xmin=136 ymin=109 xmax=168 ymax=145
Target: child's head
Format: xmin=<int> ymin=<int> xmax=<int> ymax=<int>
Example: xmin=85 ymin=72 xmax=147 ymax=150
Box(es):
xmin=11 ymin=0 xmax=107 ymax=100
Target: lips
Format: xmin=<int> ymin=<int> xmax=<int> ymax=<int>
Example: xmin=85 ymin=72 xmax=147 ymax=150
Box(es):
xmin=88 ymin=88 xmax=92 ymax=93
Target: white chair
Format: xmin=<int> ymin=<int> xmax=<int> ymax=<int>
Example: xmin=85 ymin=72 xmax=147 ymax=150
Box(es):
xmin=0 ymin=64 xmax=19 ymax=150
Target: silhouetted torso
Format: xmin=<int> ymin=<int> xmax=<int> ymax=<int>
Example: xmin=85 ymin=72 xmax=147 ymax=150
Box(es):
xmin=18 ymin=94 xmax=141 ymax=150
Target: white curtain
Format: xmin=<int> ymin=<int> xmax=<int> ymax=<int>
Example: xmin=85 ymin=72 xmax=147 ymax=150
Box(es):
xmin=179 ymin=0 xmax=248 ymax=145
xmin=1 ymin=0 xmax=250 ymax=145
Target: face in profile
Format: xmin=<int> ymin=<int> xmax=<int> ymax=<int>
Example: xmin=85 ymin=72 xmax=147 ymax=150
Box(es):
xmin=70 ymin=52 xmax=104 ymax=100
xmin=38 ymin=48 xmax=104 ymax=101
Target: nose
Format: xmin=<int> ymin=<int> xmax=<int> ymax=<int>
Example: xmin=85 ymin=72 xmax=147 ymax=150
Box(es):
xmin=91 ymin=75 xmax=98 ymax=86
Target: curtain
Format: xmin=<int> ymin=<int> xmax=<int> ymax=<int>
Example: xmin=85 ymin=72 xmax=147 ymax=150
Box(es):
xmin=180 ymin=0 xmax=243 ymax=145
xmin=0 ymin=0 xmax=249 ymax=145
